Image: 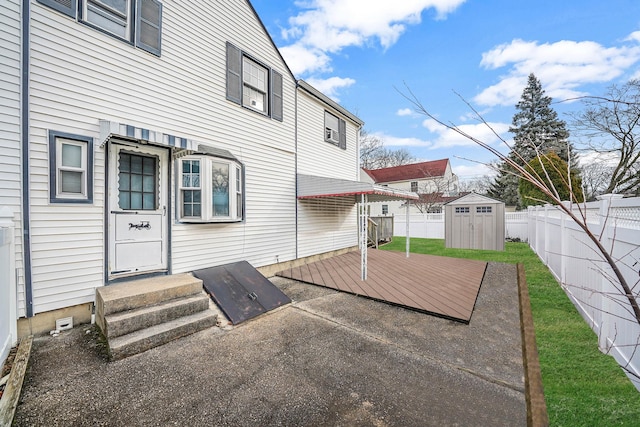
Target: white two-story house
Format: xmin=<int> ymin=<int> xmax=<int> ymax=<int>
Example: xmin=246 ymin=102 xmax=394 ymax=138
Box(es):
xmin=362 ymin=159 xmax=459 ymax=216
xmin=2 ymin=0 xmax=390 ymax=339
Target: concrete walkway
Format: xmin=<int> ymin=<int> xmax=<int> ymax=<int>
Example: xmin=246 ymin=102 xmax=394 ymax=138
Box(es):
xmin=13 ymin=262 xmax=525 ymax=426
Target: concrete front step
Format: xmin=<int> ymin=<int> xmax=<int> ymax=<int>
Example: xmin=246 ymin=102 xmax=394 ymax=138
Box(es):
xmin=108 ymin=310 xmax=218 ymax=361
xmin=96 ymin=273 xmax=203 ymax=333
xmin=103 ymin=293 xmax=211 ymax=339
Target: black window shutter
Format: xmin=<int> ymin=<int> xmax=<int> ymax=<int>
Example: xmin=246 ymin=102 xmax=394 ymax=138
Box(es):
xmin=271 ymin=70 xmax=283 ymax=121
xmin=37 ymin=0 xmax=77 ymax=18
xmin=136 ymin=0 xmax=162 ymax=56
xmin=226 ymin=43 xmax=242 ymax=104
xmin=339 ymin=118 xmax=346 ymax=150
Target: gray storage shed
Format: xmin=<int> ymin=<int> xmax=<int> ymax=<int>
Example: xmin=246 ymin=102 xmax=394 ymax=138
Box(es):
xmin=444 ymin=193 xmax=505 ymax=251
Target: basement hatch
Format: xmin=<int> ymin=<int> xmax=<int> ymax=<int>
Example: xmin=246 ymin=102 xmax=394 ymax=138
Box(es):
xmin=193 ymin=261 xmax=291 ymax=325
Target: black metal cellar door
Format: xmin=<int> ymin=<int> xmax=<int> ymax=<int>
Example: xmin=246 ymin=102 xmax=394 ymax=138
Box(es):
xmin=193 ymin=261 xmax=291 ymax=325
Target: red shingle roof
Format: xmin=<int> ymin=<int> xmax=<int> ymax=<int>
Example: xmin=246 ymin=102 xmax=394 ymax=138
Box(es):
xmin=364 ymin=159 xmax=449 ymax=183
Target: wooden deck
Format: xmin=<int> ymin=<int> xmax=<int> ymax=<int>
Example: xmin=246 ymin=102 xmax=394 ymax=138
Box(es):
xmin=276 ymin=249 xmax=487 ymax=323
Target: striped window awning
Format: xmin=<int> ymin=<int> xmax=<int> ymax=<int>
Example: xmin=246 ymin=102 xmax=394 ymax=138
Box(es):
xmin=99 ymin=120 xmax=199 ymax=151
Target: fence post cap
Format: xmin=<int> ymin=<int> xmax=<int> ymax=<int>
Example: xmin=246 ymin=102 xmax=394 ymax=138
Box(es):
xmin=596 ymin=193 xmax=624 ymax=201
xmin=0 ymin=206 xmax=14 ymax=219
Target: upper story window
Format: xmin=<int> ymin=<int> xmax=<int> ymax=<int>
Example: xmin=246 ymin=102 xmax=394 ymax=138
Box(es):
xmin=37 ymin=0 xmax=162 ymax=56
xmin=324 ymin=111 xmax=346 ymax=150
xmin=48 ymin=130 xmax=94 ymax=204
xmin=382 ymin=205 xmax=388 ymax=215
xmin=178 ymin=155 xmax=244 ymax=223
xmin=226 ymin=42 xmax=283 ymax=121
xmin=84 ymin=0 xmax=131 ymax=39
xmin=410 ymin=181 xmax=418 ymax=192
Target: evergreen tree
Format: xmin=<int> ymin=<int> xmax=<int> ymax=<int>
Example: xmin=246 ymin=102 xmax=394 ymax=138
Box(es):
xmin=518 ymin=152 xmax=583 ymax=208
xmin=490 ymin=73 xmax=576 ymax=208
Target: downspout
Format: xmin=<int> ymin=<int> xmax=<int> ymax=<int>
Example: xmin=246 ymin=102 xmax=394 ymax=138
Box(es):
xmin=21 ymin=0 xmax=34 ymax=317
xmin=294 ymin=81 xmax=299 ymax=260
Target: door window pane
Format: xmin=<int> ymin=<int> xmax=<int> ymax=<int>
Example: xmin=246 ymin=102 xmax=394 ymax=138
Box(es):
xmin=118 ymin=152 xmax=156 ymax=210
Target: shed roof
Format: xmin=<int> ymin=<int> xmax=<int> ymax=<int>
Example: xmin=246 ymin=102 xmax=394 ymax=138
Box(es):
xmin=363 ymin=159 xmax=449 ymax=183
xmin=444 ymin=192 xmax=504 ymax=206
xmin=297 ymin=174 xmax=418 ymax=203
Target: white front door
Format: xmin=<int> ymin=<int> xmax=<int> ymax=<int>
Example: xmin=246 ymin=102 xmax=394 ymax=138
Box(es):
xmin=108 ymin=142 xmax=169 ymax=278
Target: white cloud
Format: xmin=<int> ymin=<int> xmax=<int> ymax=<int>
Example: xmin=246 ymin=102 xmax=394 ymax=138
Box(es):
xmin=453 ymin=163 xmax=496 ymax=180
xmin=625 ymin=31 xmax=640 ymax=43
xmin=397 ymin=108 xmax=414 ymax=116
xmin=422 ymin=119 xmax=510 ymax=149
xmin=371 ymin=131 xmax=433 ymax=148
xmin=305 ymin=76 xmax=356 ymax=101
xmin=282 ymin=0 xmax=467 ymax=76
xmin=368 ymin=119 xmax=510 ymax=153
xmin=474 ymin=36 xmax=640 ymax=106
xmin=280 ymin=44 xmax=332 ymax=76
xmin=577 ymin=150 xmax=619 ymax=168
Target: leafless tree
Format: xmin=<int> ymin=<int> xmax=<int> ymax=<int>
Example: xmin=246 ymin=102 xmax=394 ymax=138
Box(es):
xmin=360 ymin=129 xmax=415 ymax=169
xmin=579 ymin=161 xmax=614 ymax=201
xmin=411 ymin=169 xmax=458 ymax=214
xmin=458 ymin=175 xmax=493 ymax=195
xmin=570 ymin=80 xmax=640 ymax=196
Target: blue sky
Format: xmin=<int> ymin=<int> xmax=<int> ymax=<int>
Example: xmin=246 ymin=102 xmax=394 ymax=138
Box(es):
xmin=251 ymin=0 xmax=640 ymax=182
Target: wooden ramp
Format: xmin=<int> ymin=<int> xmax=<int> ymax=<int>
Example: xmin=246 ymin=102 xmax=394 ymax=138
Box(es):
xmin=277 ymin=249 xmax=487 ymax=323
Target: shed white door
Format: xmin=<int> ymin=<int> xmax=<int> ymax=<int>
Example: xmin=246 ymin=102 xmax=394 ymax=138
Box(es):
xmin=472 ymin=206 xmax=496 ymax=250
xmin=108 ymin=143 xmax=168 ymax=278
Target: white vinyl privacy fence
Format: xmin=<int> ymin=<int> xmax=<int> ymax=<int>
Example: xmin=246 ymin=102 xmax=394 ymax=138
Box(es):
xmin=394 ymin=211 xmax=528 ymax=241
xmin=528 ymin=195 xmax=640 ymax=389
xmin=0 ymin=207 xmax=17 ymax=368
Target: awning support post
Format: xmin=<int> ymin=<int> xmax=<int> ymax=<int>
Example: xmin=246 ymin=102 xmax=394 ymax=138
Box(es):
xmin=360 ymin=194 xmax=368 ymax=280
xmin=406 ymin=202 xmax=410 ymax=258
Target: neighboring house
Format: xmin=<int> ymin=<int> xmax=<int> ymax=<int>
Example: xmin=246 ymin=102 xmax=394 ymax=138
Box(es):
xmin=363 ymin=159 xmax=459 ymax=215
xmin=3 ymin=0 xmax=400 ymax=338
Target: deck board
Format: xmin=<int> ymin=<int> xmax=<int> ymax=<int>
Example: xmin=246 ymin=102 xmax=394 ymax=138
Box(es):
xmin=276 ymin=249 xmax=487 ymax=323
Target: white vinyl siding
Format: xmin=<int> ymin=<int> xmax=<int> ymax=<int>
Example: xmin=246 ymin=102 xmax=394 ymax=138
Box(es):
xmin=297 ymin=197 xmax=358 ymax=258
xmin=1 ymin=0 xmax=25 ymax=317
xmin=296 ymin=89 xmax=359 ymax=181
xmin=37 ymin=0 xmax=162 ymax=55
xmin=28 ymin=0 xmax=296 ymax=315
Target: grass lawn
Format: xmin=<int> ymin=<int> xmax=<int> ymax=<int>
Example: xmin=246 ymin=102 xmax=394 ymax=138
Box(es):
xmin=381 ymin=237 xmax=640 ymax=426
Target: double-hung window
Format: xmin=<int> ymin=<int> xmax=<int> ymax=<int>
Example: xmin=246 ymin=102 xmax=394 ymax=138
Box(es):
xmin=178 ymin=155 xmax=244 ymax=223
xmin=226 ymin=42 xmax=283 ymax=121
xmin=324 ymin=111 xmax=346 ymax=149
xmin=36 ymin=0 xmax=162 ymax=56
xmin=48 ymin=131 xmax=94 ymax=203
xmin=242 ymin=57 xmax=268 ymax=113
xmin=410 ymin=181 xmax=418 ymax=192
xmin=84 ymin=0 xmax=131 ymax=39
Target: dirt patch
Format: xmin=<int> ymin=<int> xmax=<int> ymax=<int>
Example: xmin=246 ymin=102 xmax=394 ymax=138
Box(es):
xmin=0 ymin=346 xmax=18 ymax=399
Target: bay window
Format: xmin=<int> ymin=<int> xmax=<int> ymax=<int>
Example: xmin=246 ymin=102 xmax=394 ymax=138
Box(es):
xmin=178 ymin=155 xmax=244 ymax=222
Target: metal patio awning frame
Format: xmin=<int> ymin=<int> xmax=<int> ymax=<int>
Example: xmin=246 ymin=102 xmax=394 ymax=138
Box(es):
xmin=297 ymin=174 xmax=419 ymax=280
